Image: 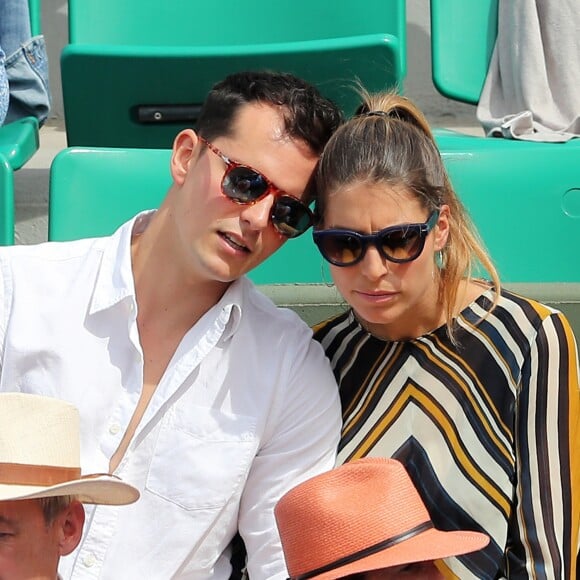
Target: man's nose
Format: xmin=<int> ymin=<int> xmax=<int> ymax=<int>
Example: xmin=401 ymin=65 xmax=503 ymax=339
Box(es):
xmin=239 ymin=194 xmax=275 ymax=231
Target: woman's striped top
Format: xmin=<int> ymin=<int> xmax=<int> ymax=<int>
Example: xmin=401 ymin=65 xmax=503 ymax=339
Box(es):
xmin=314 ymin=288 xmax=579 ymax=579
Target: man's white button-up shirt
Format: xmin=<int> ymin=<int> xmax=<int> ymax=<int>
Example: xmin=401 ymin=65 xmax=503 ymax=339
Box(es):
xmin=0 ymin=215 xmax=341 ymax=579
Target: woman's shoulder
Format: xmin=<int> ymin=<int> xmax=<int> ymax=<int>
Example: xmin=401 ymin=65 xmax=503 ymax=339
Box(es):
xmin=312 ymin=309 xmax=352 ymax=341
xmin=461 ymin=282 xmax=566 ymax=336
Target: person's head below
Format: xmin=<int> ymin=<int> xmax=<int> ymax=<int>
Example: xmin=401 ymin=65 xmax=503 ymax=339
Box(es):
xmin=275 ymin=457 xmax=489 ymax=580
xmin=313 ymin=90 xmax=500 ymax=342
xmin=0 ymin=393 xmax=139 ymax=580
xmin=155 ymin=70 xmax=342 ymax=287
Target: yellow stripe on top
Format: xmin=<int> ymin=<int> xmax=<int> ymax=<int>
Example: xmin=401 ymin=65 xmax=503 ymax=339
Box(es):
xmin=562 ymin=314 xmax=580 ymax=580
xmin=347 ymin=381 xmax=512 ymax=517
xmin=417 ymin=338 xmax=513 ymax=464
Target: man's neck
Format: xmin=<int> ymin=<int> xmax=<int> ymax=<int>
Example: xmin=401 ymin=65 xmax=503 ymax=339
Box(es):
xmin=130 ymin=211 xmax=230 ymax=331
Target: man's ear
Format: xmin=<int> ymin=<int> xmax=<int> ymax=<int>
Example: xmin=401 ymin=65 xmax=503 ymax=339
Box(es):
xmin=58 ymin=500 xmax=86 ymax=556
xmin=170 ymin=129 xmax=200 ymax=185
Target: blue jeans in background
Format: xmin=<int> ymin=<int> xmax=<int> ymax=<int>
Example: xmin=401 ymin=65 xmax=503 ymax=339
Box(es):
xmin=0 ymin=47 xmax=8 ymax=125
xmin=0 ymin=0 xmax=50 ymax=126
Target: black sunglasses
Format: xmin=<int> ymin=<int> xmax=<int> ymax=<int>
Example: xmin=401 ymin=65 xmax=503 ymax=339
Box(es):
xmin=200 ymin=137 xmax=314 ymax=238
xmin=313 ymin=210 xmax=440 ymax=267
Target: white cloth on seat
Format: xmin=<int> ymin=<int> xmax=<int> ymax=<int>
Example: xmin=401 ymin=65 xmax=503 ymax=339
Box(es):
xmin=477 ymin=0 xmax=580 ymax=142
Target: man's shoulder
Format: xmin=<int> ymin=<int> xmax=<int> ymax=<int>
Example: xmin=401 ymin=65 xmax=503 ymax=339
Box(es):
xmin=0 ymin=237 xmax=109 ymax=294
xmin=241 ymin=279 xmax=311 ymax=334
xmin=0 ymin=236 xmax=106 ymax=263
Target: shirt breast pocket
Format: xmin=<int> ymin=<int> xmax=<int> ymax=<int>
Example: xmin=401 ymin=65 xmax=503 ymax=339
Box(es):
xmin=146 ymin=405 xmax=258 ymax=511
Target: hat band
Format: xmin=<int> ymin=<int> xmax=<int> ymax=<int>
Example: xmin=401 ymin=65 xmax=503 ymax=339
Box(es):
xmin=0 ymin=462 xmax=82 ymax=486
xmin=289 ymin=520 xmax=434 ymax=580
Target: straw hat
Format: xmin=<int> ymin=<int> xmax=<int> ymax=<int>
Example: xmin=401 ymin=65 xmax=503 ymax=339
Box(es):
xmin=275 ymin=457 xmax=489 ymax=580
xmin=0 ymin=393 xmax=139 ymax=505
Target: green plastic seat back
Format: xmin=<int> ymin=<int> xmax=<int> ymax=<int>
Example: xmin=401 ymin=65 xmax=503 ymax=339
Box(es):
xmin=68 ymin=0 xmax=405 ymax=55
xmin=28 ymin=0 xmax=41 ymax=36
xmin=49 ymin=148 xmax=171 ymax=242
xmin=0 ymin=116 xmax=39 ymax=244
xmin=437 ymin=132 xmax=580 ymax=283
xmin=0 ymin=117 xmax=39 ymax=170
xmin=431 ymin=1 xmax=580 ymax=285
xmin=430 ymin=0 xmax=498 ymax=104
xmin=0 ymin=155 xmax=14 ymax=245
xmin=62 ymin=0 xmax=406 ymax=148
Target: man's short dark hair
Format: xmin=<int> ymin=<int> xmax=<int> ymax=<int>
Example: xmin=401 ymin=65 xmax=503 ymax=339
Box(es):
xmin=196 ymin=70 xmax=343 ymax=155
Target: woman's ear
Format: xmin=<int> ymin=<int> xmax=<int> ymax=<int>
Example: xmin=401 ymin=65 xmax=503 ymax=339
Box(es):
xmin=170 ymin=129 xmax=199 ymax=185
xmin=58 ymin=500 xmax=86 ymax=556
xmin=434 ymin=204 xmax=450 ymax=251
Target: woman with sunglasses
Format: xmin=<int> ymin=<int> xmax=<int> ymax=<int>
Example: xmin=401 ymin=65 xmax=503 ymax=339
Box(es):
xmin=313 ymin=91 xmax=579 ymax=579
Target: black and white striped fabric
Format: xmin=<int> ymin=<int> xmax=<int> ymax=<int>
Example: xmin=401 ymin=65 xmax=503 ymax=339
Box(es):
xmin=315 ymin=288 xmax=579 ymax=579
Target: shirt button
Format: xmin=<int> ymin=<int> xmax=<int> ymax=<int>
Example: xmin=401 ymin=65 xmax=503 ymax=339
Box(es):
xmin=83 ymin=553 xmax=97 ymax=567
xmin=109 ymin=423 xmax=121 ymax=435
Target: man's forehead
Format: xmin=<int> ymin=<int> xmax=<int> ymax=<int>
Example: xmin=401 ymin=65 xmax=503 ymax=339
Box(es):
xmin=0 ymin=498 xmax=43 ymax=522
xmin=229 ymin=102 xmax=291 ymax=144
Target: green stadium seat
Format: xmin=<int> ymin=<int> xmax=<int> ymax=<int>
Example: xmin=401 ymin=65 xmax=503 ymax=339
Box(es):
xmin=0 ymin=117 xmax=40 ymax=244
xmin=0 ymin=0 xmax=42 ymax=245
xmin=48 ymin=147 xmax=170 ymax=243
xmin=0 ymin=154 xmax=14 ymax=245
xmin=438 ymin=133 xmax=580 ymax=284
xmin=61 ymin=0 xmax=406 ymax=149
xmin=430 ymin=0 xmax=498 ymax=105
xmin=29 ymin=0 xmax=41 ymax=36
xmin=0 ymin=115 xmax=39 ymax=170
xmin=430 ymin=0 xmax=580 ymax=285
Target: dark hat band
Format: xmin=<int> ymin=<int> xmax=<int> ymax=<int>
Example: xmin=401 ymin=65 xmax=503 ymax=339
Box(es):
xmin=289 ymin=520 xmax=434 ymax=580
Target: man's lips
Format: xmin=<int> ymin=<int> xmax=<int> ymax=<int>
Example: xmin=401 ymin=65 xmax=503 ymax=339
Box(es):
xmin=219 ymin=231 xmax=251 ymax=253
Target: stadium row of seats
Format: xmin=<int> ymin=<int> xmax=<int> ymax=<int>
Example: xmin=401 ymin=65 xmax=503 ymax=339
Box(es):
xmin=62 ymin=0 xmax=407 ymax=149
xmin=47 ymin=144 xmax=580 ymax=334
xmin=3 ymin=1 xmax=580 ymax=329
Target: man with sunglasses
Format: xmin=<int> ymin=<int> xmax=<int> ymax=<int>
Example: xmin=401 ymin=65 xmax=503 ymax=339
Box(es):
xmin=0 ymin=71 xmax=343 ymax=579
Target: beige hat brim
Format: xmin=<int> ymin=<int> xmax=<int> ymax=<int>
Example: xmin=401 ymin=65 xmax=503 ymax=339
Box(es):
xmin=0 ymin=475 xmax=140 ymax=506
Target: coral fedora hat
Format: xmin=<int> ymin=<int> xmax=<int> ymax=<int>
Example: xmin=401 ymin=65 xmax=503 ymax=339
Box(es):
xmin=275 ymin=457 xmax=489 ymax=579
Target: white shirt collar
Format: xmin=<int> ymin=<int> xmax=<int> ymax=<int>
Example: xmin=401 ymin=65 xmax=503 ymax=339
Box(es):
xmin=89 ymin=212 xmax=146 ymax=315
xmin=88 ymin=210 xmax=243 ymax=341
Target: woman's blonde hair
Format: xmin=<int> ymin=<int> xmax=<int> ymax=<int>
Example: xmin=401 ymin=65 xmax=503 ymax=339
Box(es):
xmin=315 ymin=90 xmax=500 ymax=338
